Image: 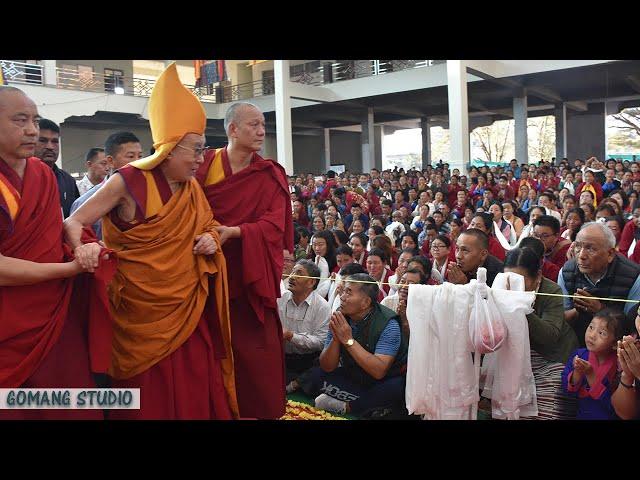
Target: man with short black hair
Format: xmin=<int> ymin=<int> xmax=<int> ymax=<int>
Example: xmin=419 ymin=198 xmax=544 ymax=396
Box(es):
xmin=70 ymin=131 xmax=143 ymax=239
xmin=301 ymin=273 xmax=409 ymax=417
xmin=278 ymin=259 xmax=331 ymax=390
xmin=380 ymin=198 xmax=393 ymax=225
xmin=447 ymin=228 xmax=503 ymax=287
xmin=77 ymin=147 xmax=108 ymax=195
xmin=34 ymin=118 xmax=79 ymax=217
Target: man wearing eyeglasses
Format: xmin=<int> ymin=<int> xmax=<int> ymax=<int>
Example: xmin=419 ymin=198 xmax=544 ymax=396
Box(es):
xmin=277 ymin=259 xmax=330 ymax=394
xmin=196 ymin=101 xmax=293 ymax=419
xmin=64 ymin=63 xmax=238 ymax=419
xmin=558 ymin=221 xmax=640 ymax=346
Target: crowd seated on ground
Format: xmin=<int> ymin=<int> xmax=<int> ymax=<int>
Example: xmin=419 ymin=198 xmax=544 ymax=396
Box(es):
xmin=286 ymin=156 xmax=640 ymax=419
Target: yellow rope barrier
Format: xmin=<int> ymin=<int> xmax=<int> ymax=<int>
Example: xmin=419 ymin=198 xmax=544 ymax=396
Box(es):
xmin=282 ymin=273 xmax=640 ymax=304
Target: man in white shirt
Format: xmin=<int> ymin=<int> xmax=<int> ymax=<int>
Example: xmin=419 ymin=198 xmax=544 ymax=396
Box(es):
xmin=76 ymin=147 xmax=108 ymax=195
xmin=278 ymin=259 xmax=331 ymax=392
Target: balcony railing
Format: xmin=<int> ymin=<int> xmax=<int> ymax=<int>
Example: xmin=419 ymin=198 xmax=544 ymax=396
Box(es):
xmin=0 ymin=60 xmax=43 ymax=85
xmin=290 ymin=60 xmax=443 ymax=85
xmin=1 ymin=60 xmax=443 ymax=104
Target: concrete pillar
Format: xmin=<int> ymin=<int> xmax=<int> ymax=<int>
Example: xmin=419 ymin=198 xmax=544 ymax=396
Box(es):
xmin=554 ymin=103 xmax=567 ymax=163
xmin=361 ymin=107 xmax=375 ymax=173
xmin=420 ymin=117 xmax=431 ymax=168
xmin=566 ymin=103 xmax=606 ymax=162
xmin=274 ymin=60 xmax=294 ymax=175
xmin=446 ymin=60 xmax=469 ymax=174
xmin=323 ymin=128 xmax=331 ymax=171
xmin=513 ymin=90 xmax=528 ymax=164
xmin=374 ymin=125 xmax=383 ymax=171
xmin=42 ymin=60 xmax=57 ymax=87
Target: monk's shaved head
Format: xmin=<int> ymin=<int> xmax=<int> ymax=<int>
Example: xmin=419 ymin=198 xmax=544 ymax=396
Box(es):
xmin=0 ymin=86 xmax=30 ymax=110
xmin=0 ymin=86 xmax=40 ymax=162
xmin=224 ymin=102 xmax=261 ymax=135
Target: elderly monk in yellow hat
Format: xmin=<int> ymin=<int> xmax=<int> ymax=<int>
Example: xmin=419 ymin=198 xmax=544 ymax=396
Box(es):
xmin=64 ymin=63 xmax=238 ymax=420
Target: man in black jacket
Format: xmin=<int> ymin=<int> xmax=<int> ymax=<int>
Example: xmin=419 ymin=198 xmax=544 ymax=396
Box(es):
xmin=34 ymin=118 xmax=79 ymax=217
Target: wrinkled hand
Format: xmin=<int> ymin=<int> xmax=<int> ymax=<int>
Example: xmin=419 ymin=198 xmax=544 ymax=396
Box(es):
xmin=193 ymin=233 xmax=218 ymax=255
xmin=574 ymin=289 xmax=603 ymax=314
xmin=447 ymin=263 xmax=468 ymax=285
xmin=329 ymin=311 xmax=353 ymax=345
xmin=74 ymin=242 xmax=103 ymax=272
xmin=618 ymin=336 xmax=640 ymax=380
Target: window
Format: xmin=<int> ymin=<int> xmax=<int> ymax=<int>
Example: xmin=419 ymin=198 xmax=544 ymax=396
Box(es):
xmin=262 ymin=70 xmax=274 ymax=95
xmin=104 ymin=68 xmax=124 ymax=92
xmin=78 ymin=65 xmax=94 ymax=81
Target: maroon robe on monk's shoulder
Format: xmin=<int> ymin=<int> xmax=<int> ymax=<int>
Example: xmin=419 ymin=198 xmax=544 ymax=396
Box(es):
xmin=197 ymin=148 xmax=294 ymax=419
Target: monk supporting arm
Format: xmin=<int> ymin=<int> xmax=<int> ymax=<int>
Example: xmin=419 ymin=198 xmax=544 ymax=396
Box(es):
xmin=0 ymin=253 xmax=82 ymax=286
xmin=64 ymin=173 xmax=127 ymax=271
xmin=215 ymin=225 xmax=241 ymax=245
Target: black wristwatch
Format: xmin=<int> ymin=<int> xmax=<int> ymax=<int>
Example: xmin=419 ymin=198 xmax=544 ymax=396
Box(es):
xmin=620 ymin=377 xmax=637 ymax=389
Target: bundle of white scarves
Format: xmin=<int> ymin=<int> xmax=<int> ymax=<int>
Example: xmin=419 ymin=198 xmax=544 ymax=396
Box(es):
xmin=405 ymin=268 xmax=538 ymax=420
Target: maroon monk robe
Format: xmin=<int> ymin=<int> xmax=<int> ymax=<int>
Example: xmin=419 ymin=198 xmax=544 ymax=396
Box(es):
xmin=0 ymin=157 xmax=106 ymax=420
xmin=197 ymin=148 xmax=294 ymax=419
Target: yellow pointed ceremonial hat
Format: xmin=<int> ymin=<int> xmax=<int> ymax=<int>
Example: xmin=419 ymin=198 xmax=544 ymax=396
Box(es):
xmin=130 ymin=62 xmax=207 ymax=170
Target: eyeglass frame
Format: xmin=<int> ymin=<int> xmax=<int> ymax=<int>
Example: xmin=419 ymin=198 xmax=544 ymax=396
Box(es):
xmin=174 ymin=143 xmax=211 ymax=157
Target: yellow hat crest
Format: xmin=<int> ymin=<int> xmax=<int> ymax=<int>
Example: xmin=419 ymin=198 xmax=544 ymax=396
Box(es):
xmin=130 ymin=62 xmax=206 ymax=170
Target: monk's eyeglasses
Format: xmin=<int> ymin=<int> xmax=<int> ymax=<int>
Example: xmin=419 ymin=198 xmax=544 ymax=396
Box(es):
xmin=175 ymin=144 xmax=210 ymax=157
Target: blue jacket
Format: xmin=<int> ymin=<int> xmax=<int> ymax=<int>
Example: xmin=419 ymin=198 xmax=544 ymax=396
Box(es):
xmin=561 ymin=347 xmax=618 ymax=420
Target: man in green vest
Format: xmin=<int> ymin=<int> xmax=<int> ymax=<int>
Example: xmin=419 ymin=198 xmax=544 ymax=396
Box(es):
xmin=300 ymin=273 xmax=409 ymax=417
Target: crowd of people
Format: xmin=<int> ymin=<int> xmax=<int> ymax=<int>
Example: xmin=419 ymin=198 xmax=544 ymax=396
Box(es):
xmin=2 ymin=61 xmax=640 ymax=420
xmin=282 ymin=156 xmax=640 ymax=419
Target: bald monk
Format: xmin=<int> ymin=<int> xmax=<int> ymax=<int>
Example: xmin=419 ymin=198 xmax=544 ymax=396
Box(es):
xmin=0 ymin=85 xmax=104 ymax=420
xmin=64 ymin=64 xmax=238 ymax=420
xmin=197 ymin=102 xmax=294 ymax=419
